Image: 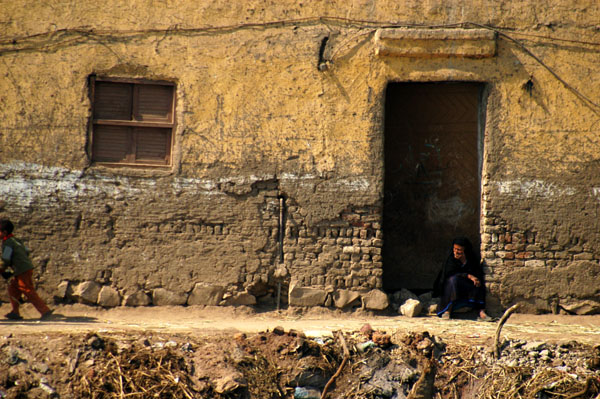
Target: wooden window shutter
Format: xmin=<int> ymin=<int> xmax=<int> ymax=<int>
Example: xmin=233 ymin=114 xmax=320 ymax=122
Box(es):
xmin=134 ymin=127 xmax=171 ymax=164
xmin=91 ymin=78 xmax=175 ymax=167
xmin=134 ymin=85 xmax=173 ymax=122
xmin=92 ymin=125 xmax=132 ymax=163
xmin=94 ymin=82 xmax=133 ymax=120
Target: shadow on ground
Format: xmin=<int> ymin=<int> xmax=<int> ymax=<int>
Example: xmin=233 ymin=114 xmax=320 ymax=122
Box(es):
xmin=0 ymin=313 xmax=97 ymax=324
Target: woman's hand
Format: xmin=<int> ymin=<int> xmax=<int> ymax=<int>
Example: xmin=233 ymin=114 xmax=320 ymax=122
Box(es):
xmin=467 ymin=274 xmax=481 ymax=287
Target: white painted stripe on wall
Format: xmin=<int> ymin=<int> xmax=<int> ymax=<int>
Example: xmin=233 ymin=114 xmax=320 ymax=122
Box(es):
xmin=495 ymin=179 xmax=576 ymax=198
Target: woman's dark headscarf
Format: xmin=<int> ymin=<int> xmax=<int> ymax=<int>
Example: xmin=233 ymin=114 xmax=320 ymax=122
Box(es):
xmin=451 ymin=237 xmax=478 ymax=263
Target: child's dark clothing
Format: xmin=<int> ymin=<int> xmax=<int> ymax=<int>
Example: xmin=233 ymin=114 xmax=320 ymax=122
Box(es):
xmin=2 ymin=234 xmax=51 ymax=318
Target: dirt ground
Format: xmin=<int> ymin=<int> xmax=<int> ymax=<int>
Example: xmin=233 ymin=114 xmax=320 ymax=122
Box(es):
xmin=1 ymin=303 xmax=600 ymax=398
xmin=2 ymin=302 xmax=600 ymax=345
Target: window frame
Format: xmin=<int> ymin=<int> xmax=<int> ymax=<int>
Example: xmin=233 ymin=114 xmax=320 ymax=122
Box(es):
xmin=89 ymin=76 xmax=176 ymax=168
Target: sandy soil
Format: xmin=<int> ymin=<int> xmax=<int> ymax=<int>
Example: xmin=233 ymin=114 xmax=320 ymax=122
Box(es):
xmin=2 ymin=302 xmax=599 ymax=346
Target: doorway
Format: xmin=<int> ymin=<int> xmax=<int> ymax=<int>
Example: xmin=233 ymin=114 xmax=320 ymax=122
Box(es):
xmin=382 ymin=82 xmax=485 ymax=292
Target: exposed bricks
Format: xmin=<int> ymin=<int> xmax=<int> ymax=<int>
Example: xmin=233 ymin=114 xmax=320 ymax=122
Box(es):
xmin=284 ymin=206 xmax=383 ymax=290
xmin=481 ymin=214 xmax=599 ymax=311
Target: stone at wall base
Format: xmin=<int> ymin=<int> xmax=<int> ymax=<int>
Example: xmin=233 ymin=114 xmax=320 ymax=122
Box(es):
xmin=427 ymin=303 xmax=438 ymax=315
xmin=324 ymin=294 xmax=333 ymax=308
xmin=98 ymin=286 xmax=121 ymax=308
xmin=289 ymin=283 xmax=327 ymax=307
xmin=188 ymin=284 xmax=225 ymax=306
xmin=123 ymin=291 xmax=151 ymax=307
xmin=152 ymin=288 xmax=188 ymax=306
xmin=73 ymin=281 xmax=101 ymax=305
xmin=400 ymin=299 xmax=423 ymax=317
xmin=333 ymin=290 xmax=361 ymax=308
xmin=221 ymin=292 xmax=257 ymax=306
xmin=55 ymin=280 xmax=72 ymax=301
xmin=362 ymin=289 xmax=389 ymax=310
xmin=560 ymin=299 xmax=600 ymax=315
xmin=246 ymin=280 xmax=269 ymax=297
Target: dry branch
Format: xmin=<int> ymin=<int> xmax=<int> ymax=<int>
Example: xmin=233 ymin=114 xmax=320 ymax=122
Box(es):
xmin=321 ymin=331 xmax=350 ymax=399
xmin=494 ymin=303 xmax=520 ymax=359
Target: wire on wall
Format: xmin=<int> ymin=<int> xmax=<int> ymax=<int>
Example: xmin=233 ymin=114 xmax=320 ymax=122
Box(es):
xmin=1 ymin=17 xmax=599 ymax=112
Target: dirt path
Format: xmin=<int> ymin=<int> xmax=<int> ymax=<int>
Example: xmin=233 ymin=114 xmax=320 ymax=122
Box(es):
xmin=2 ymin=303 xmax=599 ymax=346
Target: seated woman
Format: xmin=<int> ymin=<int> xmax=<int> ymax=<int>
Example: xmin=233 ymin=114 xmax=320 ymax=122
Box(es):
xmin=433 ymin=237 xmax=491 ymax=320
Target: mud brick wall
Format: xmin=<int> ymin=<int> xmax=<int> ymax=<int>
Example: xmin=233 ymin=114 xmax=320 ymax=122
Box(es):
xmin=481 ymin=179 xmax=600 ymax=314
xmin=0 ymin=165 xmax=284 ymax=302
xmin=283 ymin=206 xmax=383 ymax=290
xmin=1 ymin=0 xmax=600 ymax=313
xmin=0 ymin=165 xmax=383 ymax=307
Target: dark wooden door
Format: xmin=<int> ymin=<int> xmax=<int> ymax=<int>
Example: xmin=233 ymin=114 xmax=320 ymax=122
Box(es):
xmin=383 ymin=82 xmax=483 ymax=292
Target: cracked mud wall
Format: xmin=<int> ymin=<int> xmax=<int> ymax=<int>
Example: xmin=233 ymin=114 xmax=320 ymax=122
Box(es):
xmin=0 ymin=0 xmax=599 ymax=311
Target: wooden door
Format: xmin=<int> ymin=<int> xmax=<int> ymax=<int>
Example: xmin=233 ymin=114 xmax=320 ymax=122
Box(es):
xmin=383 ymin=82 xmax=483 ymax=292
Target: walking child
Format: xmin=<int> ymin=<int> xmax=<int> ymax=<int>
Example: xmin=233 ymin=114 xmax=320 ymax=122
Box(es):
xmin=0 ymin=219 xmax=53 ymax=320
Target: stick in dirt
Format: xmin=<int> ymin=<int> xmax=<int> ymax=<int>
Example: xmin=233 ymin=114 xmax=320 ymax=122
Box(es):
xmin=494 ymin=303 xmax=520 ymax=359
xmin=321 ymin=331 xmax=350 ymax=399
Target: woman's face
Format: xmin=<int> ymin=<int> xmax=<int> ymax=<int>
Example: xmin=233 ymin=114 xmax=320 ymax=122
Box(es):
xmin=453 ymin=244 xmax=466 ymax=260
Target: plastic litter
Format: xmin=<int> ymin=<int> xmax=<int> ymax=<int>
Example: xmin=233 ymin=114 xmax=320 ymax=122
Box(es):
xmin=39 ymin=378 xmax=58 ymax=398
xmin=357 ymin=340 xmax=376 ymax=353
xmin=294 ymin=386 xmax=321 ymax=399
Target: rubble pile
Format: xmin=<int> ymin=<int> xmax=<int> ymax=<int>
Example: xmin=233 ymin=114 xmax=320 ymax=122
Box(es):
xmin=0 ymin=327 xmax=598 ymax=399
xmin=436 ymin=338 xmax=600 ymax=399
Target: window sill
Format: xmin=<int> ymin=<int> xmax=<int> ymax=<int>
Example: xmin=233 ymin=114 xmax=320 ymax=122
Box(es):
xmin=89 ymin=162 xmax=175 ymax=178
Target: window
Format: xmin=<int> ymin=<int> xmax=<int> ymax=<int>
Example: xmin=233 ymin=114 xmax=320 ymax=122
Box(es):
xmin=91 ymin=77 xmax=175 ymax=166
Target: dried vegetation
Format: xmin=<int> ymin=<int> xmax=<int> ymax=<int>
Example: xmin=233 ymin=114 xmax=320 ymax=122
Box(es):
xmin=1 ymin=326 xmax=599 ymax=399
